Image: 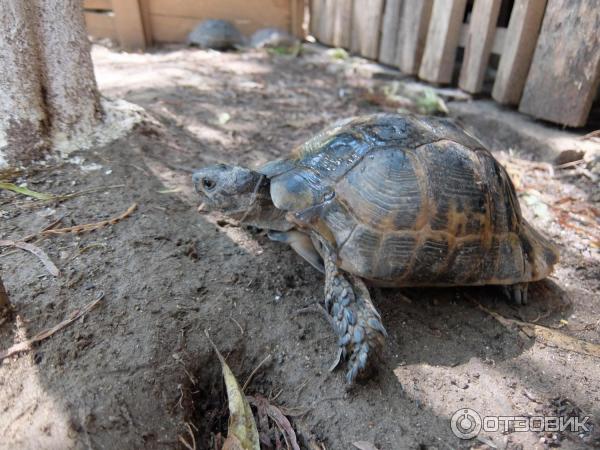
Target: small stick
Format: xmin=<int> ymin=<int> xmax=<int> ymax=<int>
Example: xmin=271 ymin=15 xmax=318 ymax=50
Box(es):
xmin=242 ymin=354 xmax=271 ymax=392
xmin=555 ymin=159 xmax=585 ymax=170
xmin=40 ymin=203 xmax=137 ymax=237
xmin=0 ymin=292 xmax=104 ymax=360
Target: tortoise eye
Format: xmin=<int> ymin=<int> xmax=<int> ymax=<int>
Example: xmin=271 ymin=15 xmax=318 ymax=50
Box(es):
xmin=323 ymin=190 xmax=335 ymax=202
xmin=202 ymin=178 xmax=216 ymax=191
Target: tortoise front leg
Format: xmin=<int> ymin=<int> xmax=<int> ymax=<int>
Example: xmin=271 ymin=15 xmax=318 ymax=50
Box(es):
xmin=318 ymin=238 xmax=387 ymax=383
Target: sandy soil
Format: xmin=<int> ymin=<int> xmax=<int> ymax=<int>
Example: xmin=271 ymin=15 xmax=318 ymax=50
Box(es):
xmin=1 ymin=44 xmax=599 ymax=450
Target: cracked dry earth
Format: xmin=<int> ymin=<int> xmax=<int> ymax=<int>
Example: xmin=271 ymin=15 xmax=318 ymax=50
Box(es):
xmin=0 ymin=43 xmax=599 ymax=450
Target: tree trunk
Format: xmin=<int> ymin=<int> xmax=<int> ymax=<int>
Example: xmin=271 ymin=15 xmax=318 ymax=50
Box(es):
xmin=0 ymin=0 xmax=103 ymax=166
xmin=0 ymin=2 xmax=48 ymax=164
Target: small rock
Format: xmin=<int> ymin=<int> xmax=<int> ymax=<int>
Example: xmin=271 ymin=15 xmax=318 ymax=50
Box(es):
xmin=554 ymin=149 xmax=585 ymax=166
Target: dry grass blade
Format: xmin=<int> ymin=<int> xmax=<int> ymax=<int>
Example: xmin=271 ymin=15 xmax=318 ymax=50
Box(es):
xmin=468 ymin=296 xmax=600 ymax=359
xmin=178 ymin=422 xmax=197 ymax=450
xmin=0 ymin=182 xmax=54 ymax=200
xmin=242 ymin=354 xmax=271 ymax=392
xmin=0 ymin=239 xmax=60 ymax=276
xmin=0 ymin=292 xmax=104 ymax=360
xmin=204 ymin=330 xmax=260 ymax=450
xmin=31 ymin=203 xmax=137 ymax=238
xmin=52 ymin=184 xmax=126 ymax=201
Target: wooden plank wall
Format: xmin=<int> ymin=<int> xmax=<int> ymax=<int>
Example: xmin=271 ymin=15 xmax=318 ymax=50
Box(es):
xmin=83 ymin=0 xmax=146 ymax=50
xmin=418 ymin=0 xmax=467 ymax=84
xmin=309 ymin=0 xmax=599 ymax=127
xmin=147 ymin=0 xmax=302 ymax=43
xmin=395 ymin=0 xmax=433 ymax=75
xmin=350 ymin=0 xmax=385 ymax=59
xmin=84 ymin=0 xmax=304 ymax=48
xmin=492 ymin=0 xmax=547 ymax=105
xmin=458 ymin=0 xmax=502 ymax=93
xmin=518 ymin=0 xmax=600 ymax=126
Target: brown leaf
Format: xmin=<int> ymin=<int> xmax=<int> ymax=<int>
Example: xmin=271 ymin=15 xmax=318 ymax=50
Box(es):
xmin=205 ymin=331 xmax=260 ymax=450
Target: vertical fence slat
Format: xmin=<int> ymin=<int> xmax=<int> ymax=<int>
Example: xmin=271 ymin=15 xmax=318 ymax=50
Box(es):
xmin=113 ymin=0 xmax=147 ymax=50
xmin=395 ymin=0 xmax=433 ymax=75
xmin=351 ymin=0 xmax=385 ymax=59
xmin=290 ymin=0 xmax=305 ymax=38
xmin=332 ymin=0 xmax=353 ymax=48
xmin=492 ymin=0 xmax=547 ymax=105
xmin=418 ymin=0 xmax=467 ymax=84
xmin=458 ymin=0 xmax=502 ymax=93
xmin=319 ymin=0 xmax=336 ymax=45
xmin=310 ymin=0 xmax=324 ymax=41
xmin=379 ymin=0 xmax=403 ymax=66
xmin=519 ymin=0 xmax=600 ymax=127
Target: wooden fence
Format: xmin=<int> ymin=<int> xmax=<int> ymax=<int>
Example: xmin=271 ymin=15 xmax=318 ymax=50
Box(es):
xmin=83 ymin=0 xmax=305 ymax=51
xmin=310 ymin=0 xmax=600 ymax=127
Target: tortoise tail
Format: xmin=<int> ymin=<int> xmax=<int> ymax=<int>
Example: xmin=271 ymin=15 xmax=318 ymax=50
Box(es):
xmin=519 ymin=219 xmax=559 ymax=281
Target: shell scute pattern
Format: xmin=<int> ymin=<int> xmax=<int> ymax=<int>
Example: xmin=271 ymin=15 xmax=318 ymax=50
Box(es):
xmin=270 ymin=114 xmax=558 ymax=286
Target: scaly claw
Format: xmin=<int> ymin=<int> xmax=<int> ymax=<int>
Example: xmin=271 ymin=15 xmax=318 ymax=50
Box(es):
xmin=315 ymin=234 xmax=386 ymax=383
xmin=325 ymin=271 xmax=386 ymax=383
xmin=502 ymin=283 xmax=529 ymax=305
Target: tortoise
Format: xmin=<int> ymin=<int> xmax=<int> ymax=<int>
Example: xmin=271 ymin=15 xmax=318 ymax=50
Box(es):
xmin=250 ymin=28 xmax=299 ymax=49
xmin=192 ymin=114 xmax=559 ymax=383
xmin=187 ymin=19 xmax=243 ymax=50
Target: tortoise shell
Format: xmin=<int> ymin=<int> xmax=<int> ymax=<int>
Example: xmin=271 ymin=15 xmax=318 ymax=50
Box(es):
xmin=261 ymin=114 xmax=558 ymax=286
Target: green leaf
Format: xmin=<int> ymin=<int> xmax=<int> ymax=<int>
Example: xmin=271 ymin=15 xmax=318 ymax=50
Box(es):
xmin=0 ymin=182 xmax=54 ymax=200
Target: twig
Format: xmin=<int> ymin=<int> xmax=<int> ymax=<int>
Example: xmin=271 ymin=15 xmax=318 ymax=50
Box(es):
xmin=20 ymin=215 xmax=65 ymax=243
xmin=465 ymin=294 xmax=600 ymax=359
xmin=230 ymin=316 xmax=244 ymax=335
xmin=242 ymin=354 xmax=272 ymax=392
xmin=555 ymin=159 xmax=585 ymax=170
xmin=178 ymin=435 xmax=195 ymax=450
xmin=28 ymin=203 xmax=137 ymax=239
xmin=51 ymin=184 xmax=126 ymax=201
xmin=0 ymin=292 xmax=105 ymax=360
xmin=178 ymin=422 xmax=197 ymax=450
xmin=0 ymin=239 xmax=60 ymax=277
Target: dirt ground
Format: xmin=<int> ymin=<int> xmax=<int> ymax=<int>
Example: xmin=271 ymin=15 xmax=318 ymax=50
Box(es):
xmin=1 ymin=43 xmax=599 ymax=450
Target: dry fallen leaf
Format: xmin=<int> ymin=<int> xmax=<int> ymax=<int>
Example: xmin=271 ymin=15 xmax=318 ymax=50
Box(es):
xmin=205 ymin=330 xmax=260 ymax=450
xmin=0 ymin=240 xmax=60 ymax=277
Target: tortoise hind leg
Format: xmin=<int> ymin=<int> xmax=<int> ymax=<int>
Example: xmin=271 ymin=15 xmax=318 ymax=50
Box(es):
xmin=502 ymin=282 xmax=529 ymax=305
xmin=318 ymin=237 xmax=387 ymax=383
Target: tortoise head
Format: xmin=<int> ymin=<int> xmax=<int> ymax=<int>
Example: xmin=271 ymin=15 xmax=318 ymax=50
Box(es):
xmin=192 ymin=163 xmax=290 ymax=230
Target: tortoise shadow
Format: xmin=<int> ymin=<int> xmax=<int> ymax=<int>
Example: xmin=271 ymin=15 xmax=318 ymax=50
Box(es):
xmin=373 ymin=278 xmax=572 ymax=369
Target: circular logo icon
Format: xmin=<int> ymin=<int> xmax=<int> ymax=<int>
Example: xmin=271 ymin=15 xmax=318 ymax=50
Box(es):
xmin=451 ymin=408 xmax=482 ymax=439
